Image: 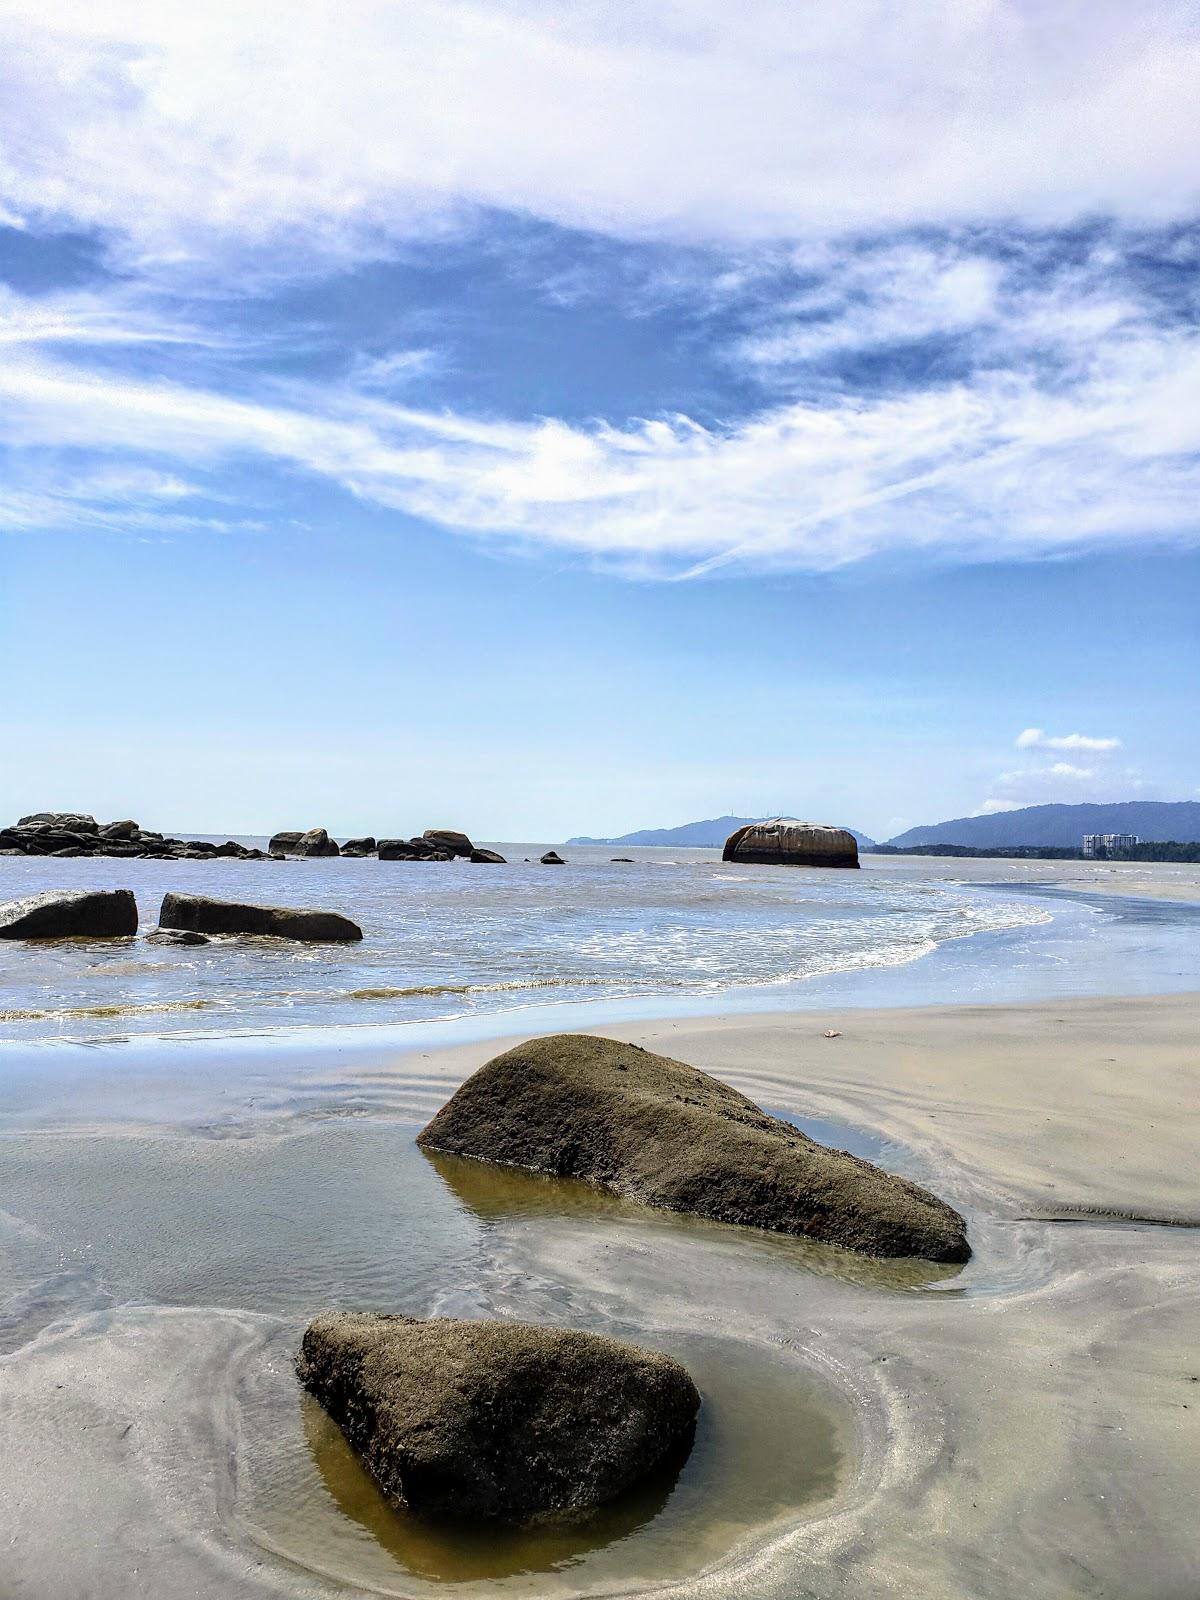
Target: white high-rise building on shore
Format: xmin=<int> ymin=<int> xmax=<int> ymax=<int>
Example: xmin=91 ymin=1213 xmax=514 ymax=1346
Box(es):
xmin=1082 ymin=833 xmax=1139 ymax=858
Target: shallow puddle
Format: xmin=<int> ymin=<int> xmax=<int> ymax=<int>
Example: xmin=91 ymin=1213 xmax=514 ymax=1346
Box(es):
xmin=424 ymin=1147 xmax=963 ymax=1292
xmin=240 ymin=1331 xmax=853 ymax=1594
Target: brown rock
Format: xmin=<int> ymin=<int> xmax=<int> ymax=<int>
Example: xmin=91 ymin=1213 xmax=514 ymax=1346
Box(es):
xmin=722 ymin=819 xmax=859 ymax=868
xmin=296 ymin=1312 xmax=699 ymax=1525
xmin=418 ymin=1033 xmax=969 ymax=1262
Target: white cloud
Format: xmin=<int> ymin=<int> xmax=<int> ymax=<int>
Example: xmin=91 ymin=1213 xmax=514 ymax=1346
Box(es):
xmin=0 ymin=3 xmax=1199 ymax=262
xmin=3 ymin=316 xmax=1200 ymax=573
xmin=1016 ymin=728 xmax=1123 ymax=753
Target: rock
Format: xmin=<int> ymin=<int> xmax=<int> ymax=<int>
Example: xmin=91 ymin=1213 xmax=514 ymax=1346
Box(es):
xmin=379 ymin=838 xmax=451 ymax=861
xmin=296 ymin=1312 xmax=699 ymax=1525
xmin=0 ymin=889 xmax=138 ymax=940
xmin=212 ymin=840 xmax=249 ymax=858
xmin=95 ymin=840 xmax=143 ymax=857
xmin=99 ymin=820 xmax=140 ymax=840
xmin=158 ymin=893 xmax=363 ymax=942
xmin=722 ymin=819 xmax=859 ymax=869
xmin=146 ymin=926 xmax=210 ymax=945
xmin=17 ymin=813 xmax=99 ymax=834
xmin=296 ymin=827 xmax=340 ymax=858
xmin=611 ymin=857 xmax=635 ymax=863
xmin=469 ymin=848 xmax=507 ymax=863
xmin=419 ymin=1033 xmax=969 ymax=1262
xmin=540 ymin=850 xmax=566 ymax=865
xmin=268 ymin=831 xmax=305 ymax=854
xmin=422 ymin=829 xmax=474 ymax=858
xmin=340 ymin=837 xmax=377 ymax=857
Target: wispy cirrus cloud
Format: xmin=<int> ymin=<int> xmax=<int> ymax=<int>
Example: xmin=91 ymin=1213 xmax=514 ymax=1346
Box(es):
xmin=2 ymin=305 xmax=1200 ymax=573
xmin=0 ymin=3 xmax=1199 ymax=580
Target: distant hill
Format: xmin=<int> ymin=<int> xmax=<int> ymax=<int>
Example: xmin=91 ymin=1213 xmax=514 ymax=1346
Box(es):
xmin=885 ymin=801 xmax=1200 ymax=850
xmin=567 ymin=815 xmax=876 ymax=849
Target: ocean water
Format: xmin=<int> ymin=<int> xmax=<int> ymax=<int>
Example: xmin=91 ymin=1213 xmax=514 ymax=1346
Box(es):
xmin=0 ymin=845 xmax=1066 ymax=1042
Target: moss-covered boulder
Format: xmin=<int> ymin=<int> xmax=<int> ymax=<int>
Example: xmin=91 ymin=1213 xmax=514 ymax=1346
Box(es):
xmin=418 ymin=1033 xmax=969 ymax=1262
xmin=296 ymin=1312 xmax=699 ymax=1524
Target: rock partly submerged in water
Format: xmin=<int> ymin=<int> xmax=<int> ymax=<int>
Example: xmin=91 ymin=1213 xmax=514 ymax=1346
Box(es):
xmin=469 ymin=848 xmax=507 ymax=863
xmin=419 ymin=1033 xmax=969 ymax=1263
xmin=423 ymin=829 xmax=475 ymax=859
xmin=723 ymin=819 xmax=860 ymax=868
xmin=0 ymin=888 xmax=138 ymax=939
xmin=540 ymin=850 xmax=566 ymax=865
xmin=296 ymin=1312 xmax=700 ymax=1525
xmin=340 ymin=836 xmax=377 ymax=857
xmin=158 ymin=892 xmax=363 ymax=942
xmin=378 ymin=837 xmax=453 ymax=861
xmin=268 ymin=831 xmax=305 ymax=854
xmin=145 ymin=926 xmax=210 ymax=945
xmin=296 ymin=827 xmax=340 ymax=858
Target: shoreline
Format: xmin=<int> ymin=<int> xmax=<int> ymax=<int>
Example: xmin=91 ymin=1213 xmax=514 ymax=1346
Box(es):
xmin=2 ymin=988 xmax=1197 ymax=1597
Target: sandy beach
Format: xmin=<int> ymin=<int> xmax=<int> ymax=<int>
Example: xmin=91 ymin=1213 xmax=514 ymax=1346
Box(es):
xmin=2 ymin=987 xmax=1197 ymax=1598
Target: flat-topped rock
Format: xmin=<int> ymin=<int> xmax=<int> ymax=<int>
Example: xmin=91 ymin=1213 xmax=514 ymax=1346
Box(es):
xmin=296 ymin=1312 xmax=699 ymax=1525
xmin=723 ymin=819 xmax=859 ymax=868
xmin=0 ymin=889 xmax=138 ymax=940
xmin=158 ymin=893 xmax=362 ymax=942
xmin=419 ymin=1033 xmax=969 ymax=1262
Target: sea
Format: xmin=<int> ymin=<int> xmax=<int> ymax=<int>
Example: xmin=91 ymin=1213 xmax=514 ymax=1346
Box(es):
xmin=2 ymin=843 xmax=1197 ymax=1045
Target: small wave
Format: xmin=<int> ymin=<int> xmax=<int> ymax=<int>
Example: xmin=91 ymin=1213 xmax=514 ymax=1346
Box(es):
xmin=0 ymin=999 xmax=221 ymax=1022
xmin=347 ymin=977 xmax=617 ymax=1001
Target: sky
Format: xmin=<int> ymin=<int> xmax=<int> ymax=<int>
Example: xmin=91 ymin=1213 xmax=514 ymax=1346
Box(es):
xmin=0 ymin=1 xmax=1198 ymax=842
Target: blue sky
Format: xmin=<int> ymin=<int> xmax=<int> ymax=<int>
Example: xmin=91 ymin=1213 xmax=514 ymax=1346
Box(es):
xmin=0 ymin=2 xmax=1198 ymax=840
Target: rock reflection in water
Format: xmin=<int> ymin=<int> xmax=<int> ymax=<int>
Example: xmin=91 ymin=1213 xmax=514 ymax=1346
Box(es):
xmin=424 ymin=1148 xmax=965 ymax=1293
xmin=293 ymin=1333 xmax=848 ymax=1589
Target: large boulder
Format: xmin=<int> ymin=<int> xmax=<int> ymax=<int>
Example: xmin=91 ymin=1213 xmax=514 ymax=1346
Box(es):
xmin=422 ymin=829 xmax=474 ymax=858
xmin=340 ymin=837 xmax=377 ymax=857
xmin=296 ymin=1312 xmax=699 ymax=1525
xmin=419 ymin=1033 xmax=969 ymax=1262
xmin=540 ymin=850 xmax=565 ymax=865
xmin=17 ymin=812 xmax=99 ymax=834
xmin=296 ymin=828 xmax=340 ymax=858
xmin=379 ymin=838 xmax=451 ymax=861
xmin=722 ymin=819 xmax=859 ymax=868
xmin=0 ymin=889 xmax=138 ymax=940
xmin=158 ymin=893 xmax=362 ymax=942
xmin=469 ymin=848 xmax=507 ymax=864
xmin=268 ymin=831 xmax=305 ymax=854
xmin=99 ymin=819 xmax=140 ymax=840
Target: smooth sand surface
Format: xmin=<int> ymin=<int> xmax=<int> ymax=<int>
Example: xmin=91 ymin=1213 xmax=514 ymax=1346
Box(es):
xmin=1 ymin=993 xmax=1197 ymax=1598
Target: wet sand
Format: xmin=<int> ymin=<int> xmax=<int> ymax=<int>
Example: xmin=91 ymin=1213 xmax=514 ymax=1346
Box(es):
xmin=863 ymin=850 xmax=1200 ymax=906
xmin=1 ymin=993 xmax=1197 ymax=1597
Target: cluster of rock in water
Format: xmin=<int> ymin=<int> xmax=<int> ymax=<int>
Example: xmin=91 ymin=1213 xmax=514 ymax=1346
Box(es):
xmin=0 ymin=813 xmax=570 ymax=866
xmin=295 ymin=1032 xmax=969 ymax=1526
xmin=1 ymin=809 xmax=964 ymax=1530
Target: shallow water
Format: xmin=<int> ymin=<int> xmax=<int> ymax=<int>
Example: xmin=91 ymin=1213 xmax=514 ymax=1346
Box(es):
xmin=1 ymin=1011 xmax=1197 ymax=1600
xmin=0 ymin=847 xmax=1054 ymax=1040
xmin=2 ymin=861 xmax=1198 ymax=1598
xmin=241 ymin=1334 xmax=850 ymax=1592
